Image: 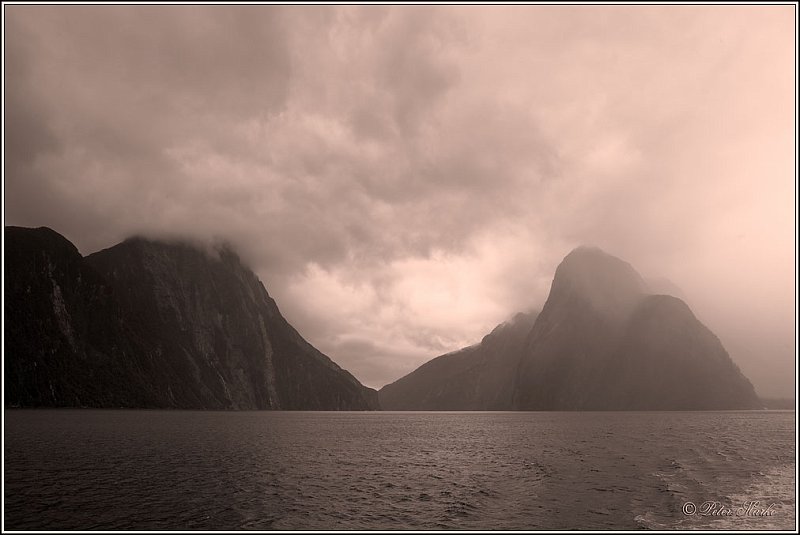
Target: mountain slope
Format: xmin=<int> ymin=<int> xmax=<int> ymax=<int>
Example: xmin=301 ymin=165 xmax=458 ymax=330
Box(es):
xmin=381 ymin=246 xmax=761 ymax=411
xmin=379 ymin=311 xmax=538 ymax=410
xmin=5 ymin=226 xmax=378 ymax=410
xmin=5 ymin=227 xmax=166 ymax=407
xmin=512 ymin=247 xmax=760 ymax=410
xmin=512 ymin=246 xmax=648 ymax=409
xmin=603 ymin=294 xmax=760 ymax=410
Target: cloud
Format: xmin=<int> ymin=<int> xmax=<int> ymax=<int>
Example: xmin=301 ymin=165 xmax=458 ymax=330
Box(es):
xmin=4 ymin=6 xmax=795 ymax=395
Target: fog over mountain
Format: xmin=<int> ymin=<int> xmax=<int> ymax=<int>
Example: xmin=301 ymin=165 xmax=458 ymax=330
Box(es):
xmin=4 ymin=6 xmax=795 ymax=397
xmin=511 ymin=247 xmax=760 ymax=410
xmin=381 ymin=247 xmax=761 ymax=410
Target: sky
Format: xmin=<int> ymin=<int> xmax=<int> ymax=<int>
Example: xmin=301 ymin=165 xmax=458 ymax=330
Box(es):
xmin=4 ymin=5 xmax=796 ymax=396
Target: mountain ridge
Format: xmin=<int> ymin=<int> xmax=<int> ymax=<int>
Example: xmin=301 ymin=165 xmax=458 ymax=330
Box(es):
xmin=5 ymin=225 xmax=378 ymax=410
xmin=382 ymin=246 xmax=761 ymax=411
xmin=6 ymin=228 xmax=762 ymax=411
xmin=379 ymin=311 xmax=539 ymax=410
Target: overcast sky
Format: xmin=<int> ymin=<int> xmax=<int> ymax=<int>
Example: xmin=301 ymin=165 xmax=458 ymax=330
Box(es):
xmin=4 ymin=5 xmax=795 ymax=395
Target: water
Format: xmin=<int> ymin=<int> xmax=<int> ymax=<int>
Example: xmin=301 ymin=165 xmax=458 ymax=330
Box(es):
xmin=3 ymin=410 xmax=795 ymax=530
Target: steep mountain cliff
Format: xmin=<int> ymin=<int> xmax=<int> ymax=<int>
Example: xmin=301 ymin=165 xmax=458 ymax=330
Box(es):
xmin=381 ymin=246 xmax=761 ymax=410
xmin=512 ymin=246 xmax=648 ymax=409
xmin=512 ymin=247 xmax=760 ymax=410
xmin=603 ymin=294 xmax=761 ymax=410
xmin=379 ymin=311 xmax=538 ymax=410
xmin=5 ymin=227 xmax=166 ymax=407
xmin=5 ymin=226 xmax=378 ymax=410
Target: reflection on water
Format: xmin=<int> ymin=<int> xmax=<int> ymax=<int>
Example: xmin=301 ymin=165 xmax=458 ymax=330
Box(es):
xmin=4 ymin=410 xmax=795 ymax=530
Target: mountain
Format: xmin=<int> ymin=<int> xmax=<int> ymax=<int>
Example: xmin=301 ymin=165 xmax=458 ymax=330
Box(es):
xmin=513 ymin=246 xmax=760 ymax=410
xmin=379 ymin=311 xmax=538 ymax=410
xmin=600 ymin=294 xmax=762 ymax=410
xmin=382 ymin=246 xmax=761 ymax=411
xmin=4 ymin=226 xmax=378 ymax=410
xmin=5 ymin=227 xmax=165 ymax=407
xmin=512 ymin=247 xmax=648 ymax=409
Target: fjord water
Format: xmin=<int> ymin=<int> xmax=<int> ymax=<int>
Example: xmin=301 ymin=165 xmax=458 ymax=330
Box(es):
xmin=4 ymin=411 xmax=795 ymax=530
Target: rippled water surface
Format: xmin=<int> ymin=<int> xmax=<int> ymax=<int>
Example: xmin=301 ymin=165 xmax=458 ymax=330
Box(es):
xmin=4 ymin=410 xmax=795 ymax=530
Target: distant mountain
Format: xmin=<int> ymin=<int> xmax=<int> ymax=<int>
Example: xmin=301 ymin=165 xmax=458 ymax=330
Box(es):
xmin=379 ymin=311 xmax=538 ymax=410
xmin=512 ymin=247 xmax=648 ymax=409
xmin=513 ymin=247 xmax=760 ymax=410
xmin=382 ymin=246 xmax=762 ymax=411
xmin=5 ymin=226 xmax=378 ymax=410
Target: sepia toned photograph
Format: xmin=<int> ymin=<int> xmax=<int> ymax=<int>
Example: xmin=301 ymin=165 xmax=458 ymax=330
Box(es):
xmin=2 ymin=2 xmax=797 ymax=532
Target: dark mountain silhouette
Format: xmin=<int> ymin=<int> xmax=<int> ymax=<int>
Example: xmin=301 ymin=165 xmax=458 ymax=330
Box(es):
xmin=379 ymin=311 xmax=538 ymax=410
xmin=382 ymin=246 xmax=762 ymax=410
xmin=5 ymin=227 xmax=164 ymax=407
xmin=5 ymin=226 xmax=378 ymax=410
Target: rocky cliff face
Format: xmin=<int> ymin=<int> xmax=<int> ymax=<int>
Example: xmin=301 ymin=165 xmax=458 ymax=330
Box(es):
xmin=512 ymin=247 xmax=648 ymax=409
xmin=5 ymin=227 xmax=165 ymax=407
xmin=602 ymin=294 xmax=761 ymax=410
xmin=512 ymin=247 xmax=760 ymax=410
xmin=379 ymin=311 xmax=538 ymax=410
xmin=5 ymin=226 xmax=378 ymax=410
xmin=382 ymin=246 xmax=761 ymax=411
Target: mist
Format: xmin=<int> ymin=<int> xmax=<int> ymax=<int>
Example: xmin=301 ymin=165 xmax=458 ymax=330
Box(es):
xmin=4 ymin=5 xmax=795 ymax=396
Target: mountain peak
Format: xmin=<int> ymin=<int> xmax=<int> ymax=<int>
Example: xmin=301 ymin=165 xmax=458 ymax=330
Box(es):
xmin=6 ymin=225 xmax=378 ymax=410
xmin=6 ymin=226 xmax=81 ymax=259
xmin=550 ymin=246 xmax=647 ymax=321
xmin=558 ymin=246 xmax=643 ymax=279
xmin=379 ymin=245 xmax=759 ymax=411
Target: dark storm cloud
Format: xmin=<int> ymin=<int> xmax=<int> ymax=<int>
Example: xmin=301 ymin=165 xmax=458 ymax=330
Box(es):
xmin=4 ymin=6 xmax=795 ymax=394
xmin=5 ymin=6 xmax=292 ymax=248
